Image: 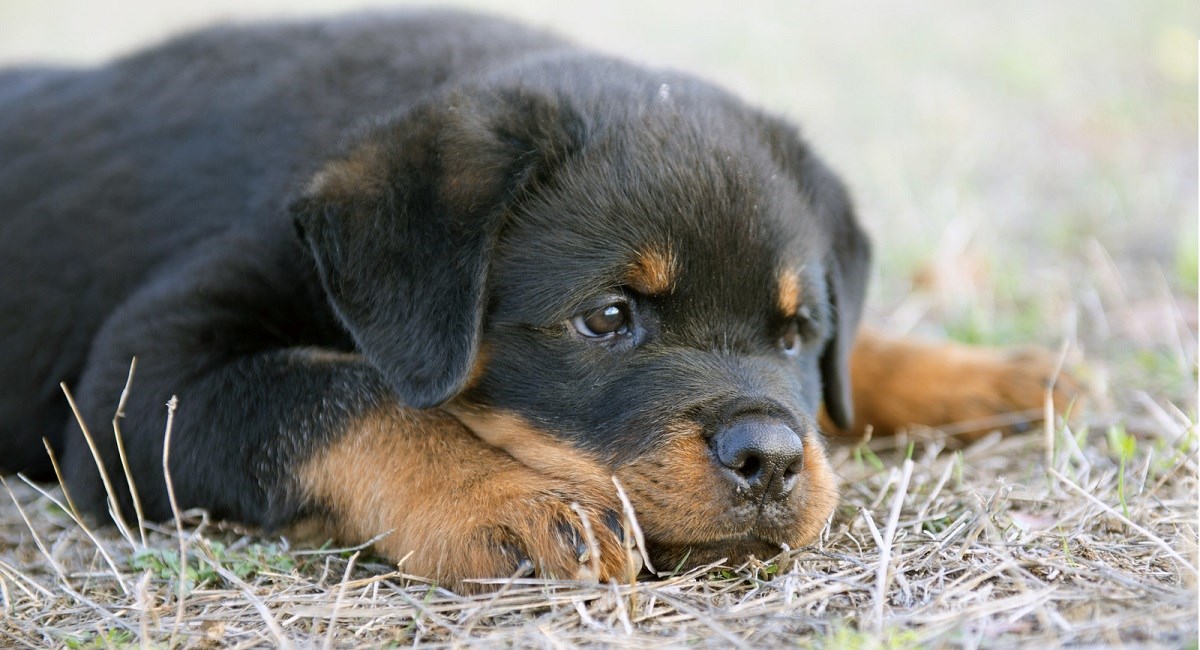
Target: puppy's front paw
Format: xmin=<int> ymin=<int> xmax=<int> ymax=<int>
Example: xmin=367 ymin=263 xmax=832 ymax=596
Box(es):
xmin=298 ymin=408 xmax=638 ymax=592
xmin=441 ymin=477 xmax=636 ymax=589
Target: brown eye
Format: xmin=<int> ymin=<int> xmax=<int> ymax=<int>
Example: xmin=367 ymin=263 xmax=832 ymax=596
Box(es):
xmin=779 ymin=322 xmax=801 ymax=357
xmin=573 ymin=303 xmax=631 ymax=338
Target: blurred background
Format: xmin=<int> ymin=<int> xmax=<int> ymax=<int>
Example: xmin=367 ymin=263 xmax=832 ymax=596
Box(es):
xmin=1 ymin=0 xmax=1197 ymax=409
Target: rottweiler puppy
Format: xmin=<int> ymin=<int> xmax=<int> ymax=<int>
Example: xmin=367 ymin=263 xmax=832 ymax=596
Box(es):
xmin=0 ymin=11 xmax=1066 ymax=587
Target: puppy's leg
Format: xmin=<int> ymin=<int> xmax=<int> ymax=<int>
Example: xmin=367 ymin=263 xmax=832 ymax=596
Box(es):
xmin=825 ymin=327 xmax=1076 ymax=438
xmin=297 ymin=405 xmax=630 ymax=586
xmin=60 ymin=236 xmax=629 ymax=589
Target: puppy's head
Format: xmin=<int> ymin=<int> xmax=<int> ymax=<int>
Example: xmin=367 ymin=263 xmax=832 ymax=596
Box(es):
xmin=293 ymin=64 xmax=870 ymax=567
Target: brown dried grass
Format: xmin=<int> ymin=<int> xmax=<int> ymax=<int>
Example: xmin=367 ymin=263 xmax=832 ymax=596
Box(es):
xmin=1 ymin=379 xmax=1194 ymax=647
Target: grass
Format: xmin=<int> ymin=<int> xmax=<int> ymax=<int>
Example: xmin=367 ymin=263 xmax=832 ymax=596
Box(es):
xmin=0 ymin=0 xmax=1197 ymax=647
xmin=1 ymin=409 xmax=1195 ymax=646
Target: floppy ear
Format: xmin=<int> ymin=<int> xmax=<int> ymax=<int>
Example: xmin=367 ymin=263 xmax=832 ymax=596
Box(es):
xmin=292 ymin=89 xmax=583 ymax=408
xmin=817 ymin=192 xmax=871 ymax=430
xmin=757 ymin=116 xmax=872 ymax=430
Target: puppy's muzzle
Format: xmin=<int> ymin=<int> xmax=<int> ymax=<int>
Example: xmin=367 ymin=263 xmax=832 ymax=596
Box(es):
xmin=713 ymin=417 xmax=804 ymax=503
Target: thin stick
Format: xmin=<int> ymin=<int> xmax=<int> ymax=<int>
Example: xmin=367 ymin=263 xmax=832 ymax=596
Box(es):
xmin=199 ymin=550 xmax=295 ymax=649
xmin=15 ymin=473 xmax=128 ymax=596
xmin=135 ymin=570 xmax=152 ymax=648
xmin=570 ymin=503 xmax=602 ymax=580
xmin=42 ymin=438 xmax=80 ymax=517
xmin=874 ymin=458 xmax=914 ymax=629
xmin=323 ymin=550 xmax=360 ymax=650
xmin=460 ymin=561 xmax=539 ymax=637
xmin=112 ymin=357 xmax=147 ymax=547
xmin=161 ymin=396 xmax=188 ymax=648
xmin=61 ymin=382 xmax=136 ymax=547
xmin=642 ymin=590 xmax=751 ymax=649
xmin=611 ymin=476 xmax=656 ymax=575
xmin=914 ymin=459 xmax=955 ymax=531
xmin=609 ymin=577 xmax=632 ymax=635
xmin=0 ymin=559 xmax=55 ymax=599
xmin=1043 ymin=340 xmax=1069 ymax=470
xmin=0 ymin=476 xmax=68 ymax=584
xmin=289 ymin=529 xmax=397 ymax=556
xmin=39 ymin=439 xmax=130 ymax=595
xmin=1049 ymin=468 xmax=1197 ymax=577
xmin=861 ymin=507 xmax=884 ymax=549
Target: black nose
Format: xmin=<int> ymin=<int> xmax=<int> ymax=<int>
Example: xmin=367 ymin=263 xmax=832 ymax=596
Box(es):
xmin=714 ymin=419 xmax=804 ymax=497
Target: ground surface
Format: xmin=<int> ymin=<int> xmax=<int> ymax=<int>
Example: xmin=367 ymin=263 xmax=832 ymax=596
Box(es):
xmin=0 ymin=1 xmax=1196 ymax=647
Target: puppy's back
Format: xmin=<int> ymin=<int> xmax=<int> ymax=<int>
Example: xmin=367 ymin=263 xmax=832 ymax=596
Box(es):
xmin=0 ymin=10 xmax=569 ymax=475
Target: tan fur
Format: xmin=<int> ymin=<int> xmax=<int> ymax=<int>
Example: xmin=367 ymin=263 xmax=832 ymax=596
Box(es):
xmin=449 ymin=407 xmax=611 ymax=488
xmin=777 ymin=268 xmax=802 ymax=315
xmin=297 ymin=405 xmax=632 ymax=591
xmin=824 ymin=327 xmax=1077 ymax=438
xmin=626 ymin=247 xmax=677 ymax=295
xmin=288 ymin=348 xmax=364 ymax=365
xmin=305 ymin=142 xmax=386 ymax=200
xmin=460 ymin=344 xmax=491 ymax=393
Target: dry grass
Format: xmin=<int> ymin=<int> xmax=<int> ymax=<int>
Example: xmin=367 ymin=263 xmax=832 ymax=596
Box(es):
xmin=1 ymin=0 xmax=1197 ymax=647
xmin=1 ymin=401 xmax=1195 ymax=647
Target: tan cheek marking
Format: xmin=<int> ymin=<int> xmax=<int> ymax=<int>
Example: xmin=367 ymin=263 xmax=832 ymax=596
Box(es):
xmin=626 ymin=247 xmax=678 ymax=295
xmin=787 ymin=432 xmax=837 ymax=545
xmin=613 ymin=422 xmax=738 ymax=546
xmin=778 ymin=268 xmax=802 ymax=315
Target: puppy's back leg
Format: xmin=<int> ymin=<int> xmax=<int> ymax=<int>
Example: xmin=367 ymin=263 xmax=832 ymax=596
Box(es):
xmin=825 ymin=327 xmax=1076 ymax=439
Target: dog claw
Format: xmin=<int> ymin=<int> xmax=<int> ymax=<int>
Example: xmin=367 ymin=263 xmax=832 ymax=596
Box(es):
xmin=500 ymin=542 xmax=533 ymax=576
xmin=555 ymin=520 xmax=592 ymax=564
xmin=603 ymin=509 xmax=625 ymax=543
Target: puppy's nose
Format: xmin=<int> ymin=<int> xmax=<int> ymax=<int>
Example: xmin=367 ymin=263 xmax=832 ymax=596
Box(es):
xmin=714 ymin=419 xmax=804 ymax=497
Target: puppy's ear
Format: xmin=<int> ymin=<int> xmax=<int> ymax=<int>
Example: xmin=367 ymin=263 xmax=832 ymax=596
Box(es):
xmin=759 ymin=117 xmax=872 ymax=430
xmin=292 ymin=89 xmax=582 ymax=407
xmin=817 ymin=189 xmax=871 ymax=430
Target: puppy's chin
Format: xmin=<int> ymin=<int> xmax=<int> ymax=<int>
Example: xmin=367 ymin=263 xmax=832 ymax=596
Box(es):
xmin=646 ymin=537 xmax=789 ymax=571
xmin=640 ymin=500 xmax=832 ymax=572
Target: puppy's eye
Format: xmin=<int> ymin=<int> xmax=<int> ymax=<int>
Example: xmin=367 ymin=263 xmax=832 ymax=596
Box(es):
xmin=779 ymin=321 xmax=801 ymax=357
xmin=573 ymin=303 xmax=631 ymax=338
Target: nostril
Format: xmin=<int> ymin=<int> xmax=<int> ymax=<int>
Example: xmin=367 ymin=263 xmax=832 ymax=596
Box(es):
xmin=781 ymin=456 xmax=802 ymax=480
xmin=738 ymin=454 xmax=762 ymax=480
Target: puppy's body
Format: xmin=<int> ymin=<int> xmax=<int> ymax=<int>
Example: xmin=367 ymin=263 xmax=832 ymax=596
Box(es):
xmin=0 ymin=12 xmax=563 ymax=476
xmin=0 ymin=11 xmax=1064 ymax=586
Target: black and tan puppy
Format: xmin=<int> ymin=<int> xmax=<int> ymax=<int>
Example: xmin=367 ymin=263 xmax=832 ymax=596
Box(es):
xmin=0 ymin=11 xmax=1065 ymax=587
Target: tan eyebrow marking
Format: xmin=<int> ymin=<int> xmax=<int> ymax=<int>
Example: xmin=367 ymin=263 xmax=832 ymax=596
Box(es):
xmin=305 ymin=142 xmax=386 ymax=199
xmin=626 ymin=247 xmax=678 ymax=296
xmin=778 ymin=268 xmax=802 ymax=315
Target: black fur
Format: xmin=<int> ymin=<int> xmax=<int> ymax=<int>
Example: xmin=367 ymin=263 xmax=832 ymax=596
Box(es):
xmin=0 ymin=11 xmax=869 ymax=534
